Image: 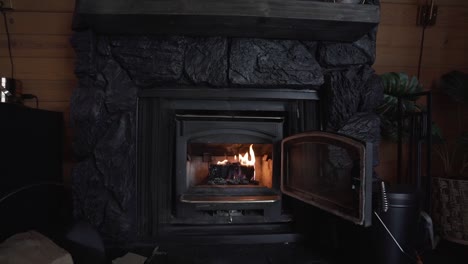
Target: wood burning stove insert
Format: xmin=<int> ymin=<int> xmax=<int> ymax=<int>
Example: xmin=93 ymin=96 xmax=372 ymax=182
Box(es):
xmin=137 ymin=88 xmax=372 ymax=239
xmin=175 ymin=111 xmax=284 ymax=222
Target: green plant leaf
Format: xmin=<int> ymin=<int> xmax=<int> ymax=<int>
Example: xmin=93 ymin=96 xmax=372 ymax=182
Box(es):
xmin=377 ymin=72 xmax=424 ymax=141
xmin=431 ymin=122 xmax=445 ymax=144
xmin=440 ymin=71 xmax=468 ymax=103
xmin=457 ymin=132 xmax=468 ymax=151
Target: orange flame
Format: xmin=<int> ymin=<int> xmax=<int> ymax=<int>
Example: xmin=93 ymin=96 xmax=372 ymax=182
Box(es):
xmin=239 ymin=144 xmax=256 ymax=166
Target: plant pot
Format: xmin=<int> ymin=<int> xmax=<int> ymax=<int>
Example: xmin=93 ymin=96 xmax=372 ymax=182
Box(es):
xmin=432 ymin=177 xmax=468 ymax=245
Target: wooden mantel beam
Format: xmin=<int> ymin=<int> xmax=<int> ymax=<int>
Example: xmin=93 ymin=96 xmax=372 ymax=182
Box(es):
xmin=75 ymin=0 xmax=380 ymax=41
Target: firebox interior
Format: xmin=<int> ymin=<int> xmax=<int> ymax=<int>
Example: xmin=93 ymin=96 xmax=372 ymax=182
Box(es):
xmin=187 ymin=143 xmax=273 ymax=188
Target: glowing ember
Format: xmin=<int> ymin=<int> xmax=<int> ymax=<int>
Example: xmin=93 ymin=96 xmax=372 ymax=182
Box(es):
xmin=217 ymin=159 xmax=229 ymax=165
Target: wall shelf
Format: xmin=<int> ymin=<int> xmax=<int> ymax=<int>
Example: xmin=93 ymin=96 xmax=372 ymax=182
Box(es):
xmin=75 ymin=0 xmax=380 ymax=41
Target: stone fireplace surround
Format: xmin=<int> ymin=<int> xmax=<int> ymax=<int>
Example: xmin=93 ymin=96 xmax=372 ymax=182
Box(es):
xmin=70 ymin=24 xmax=383 ymax=244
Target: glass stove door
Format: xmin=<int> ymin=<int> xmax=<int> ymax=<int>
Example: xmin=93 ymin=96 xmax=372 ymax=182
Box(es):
xmin=281 ymin=131 xmax=373 ymax=226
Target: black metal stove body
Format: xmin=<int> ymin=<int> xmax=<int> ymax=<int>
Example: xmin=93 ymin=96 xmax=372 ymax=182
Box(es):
xmin=175 ymin=112 xmax=285 ymax=222
xmin=137 ymin=88 xmax=372 ymax=240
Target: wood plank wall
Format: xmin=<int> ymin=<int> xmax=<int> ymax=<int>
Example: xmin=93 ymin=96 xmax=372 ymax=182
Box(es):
xmin=375 ymin=0 xmax=468 ymax=182
xmin=0 ymin=0 xmax=467 ymax=183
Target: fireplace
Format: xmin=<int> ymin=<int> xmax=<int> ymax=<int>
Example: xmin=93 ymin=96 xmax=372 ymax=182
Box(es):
xmin=71 ymin=0 xmax=382 ymax=245
xmin=135 ymin=86 xmax=374 ymax=240
xmin=175 ymin=111 xmax=282 ymax=220
xmin=137 ymin=88 xmax=319 ymax=228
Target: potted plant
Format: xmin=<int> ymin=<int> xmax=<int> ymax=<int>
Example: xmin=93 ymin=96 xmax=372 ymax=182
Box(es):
xmin=431 ymin=70 xmax=468 ymax=245
xmin=377 ymin=72 xmax=424 ymax=142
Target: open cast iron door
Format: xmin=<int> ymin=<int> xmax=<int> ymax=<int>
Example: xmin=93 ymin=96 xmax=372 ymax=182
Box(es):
xmin=281 ymin=131 xmax=373 ymax=226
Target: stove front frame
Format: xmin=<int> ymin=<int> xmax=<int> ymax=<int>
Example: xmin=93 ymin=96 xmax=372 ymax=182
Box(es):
xmin=136 ymin=88 xmax=319 ymax=237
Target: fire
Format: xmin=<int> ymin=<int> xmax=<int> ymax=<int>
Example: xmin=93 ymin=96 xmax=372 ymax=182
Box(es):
xmin=215 ymin=144 xmax=256 ymax=166
xmin=238 ymin=144 xmax=256 ymax=166
xmin=217 ymin=159 xmax=229 ymax=165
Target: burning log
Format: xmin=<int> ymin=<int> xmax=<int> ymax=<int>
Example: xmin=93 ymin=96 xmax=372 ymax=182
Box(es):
xmin=207 ymin=162 xmax=256 ymax=185
xmin=205 ymin=144 xmax=258 ymax=185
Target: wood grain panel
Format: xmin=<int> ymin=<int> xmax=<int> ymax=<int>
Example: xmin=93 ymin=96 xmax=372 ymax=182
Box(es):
xmin=19 ymin=80 xmax=76 ymax=102
xmin=0 ymin=35 xmax=75 ymax=58
xmin=421 ymin=47 xmax=468 ymax=68
xmin=373 ymin=65 xmax=419 ymax=76
xmin=377 ymin=25 xmax=422 ymax=48
xmin=432 ymin=6 xmax=468 ymax=28
xmin=430 ymin=0 xmax=468 ymax=7
xmin=374 ymin=66 xmax=468 ymax=89
xmin=9 ymin=0 xmax=75 ymax=12
xmin=380 ymin=3 xmax=419 ymax=26
xmin=0 ymin=12 xmax=73 ymax=35
xmin=423 ymin=28 xmax=468 ymax=49
xmin=0 ymin=57 xmax=76 ymax=80
xmin=381 ymin=0 xmax=468 ymax=6
xmin=375 ymin=46 xmax=421 ymax=68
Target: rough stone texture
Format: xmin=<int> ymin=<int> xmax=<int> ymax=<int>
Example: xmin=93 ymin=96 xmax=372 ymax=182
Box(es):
xmin=110 ymin=36 xmax=186 ymax=87
xmin=366 ymin=0 xmax=380 ymax=4
xmin=70 ymin=33 xmax=115 ymax=159
xmin=318 ymin=30 xmax=377 ymax=67
xmin=70 ymin=85 xmax=110 ymax=159
xmin=229 ymin=38 xmax=324 ymax=86
xmin=72 ymin=158 xmax=135 ymax=242
xmin=72 ymin=158 xmax=107 ymax=227
xmin=71 ymin=31 xmax=137 ymax=243
xmin=338 ymin=112 xmax=381 ymax=166
xmin=323 ymin=66 xmax=375 ymax=130
xmin=102 ymin=60 xmax=138 ymax=113
xmin=184 ymin=37 xmax=228 ymax=86
xmin=94 ymin=112 xmax=136 ymax=210
xmin=71 ymin=31 xmax=96 ymax=82
xmin=359 ymin=73 xmax=384 ymax=112
xmin=302 ymin=41 xmax=319 ymax=57
xmin=71 ymin=109 xmax=136 ymax=242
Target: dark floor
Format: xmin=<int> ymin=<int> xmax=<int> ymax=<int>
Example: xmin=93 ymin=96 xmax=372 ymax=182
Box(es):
xmin=421 ymin=240 xmax=468 ymax=264
xmin=126 ymin=239 xmax=468 ymax=264
xmin=144 ymin=243 xmax=332 ymax=264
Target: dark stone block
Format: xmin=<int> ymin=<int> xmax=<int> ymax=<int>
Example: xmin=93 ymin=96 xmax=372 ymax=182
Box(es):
xmin=70 ymin=84 xmax=111 ymax=159
xmin=102 ymin=60 xmax=138 ymax=113
xmin=359 ymin=73 xmax=384 ymax=112
xmin=184 ymin=37 xmax=228 ymax=86
xmin=100 ymin=197 xmax=135 ymax=243
xmin=302 ymin=41 xmax=319 ymax=57
xmin=71 ymin=158 xmax=107 ymax=227
xmin=96 ymin=36 xmax=112 ymax=56
xmin=338 ymin=112 xmax=381 ymax=166
xmin=71 ymin=31 xmax=96 ymax=79
xmin=318 ymin=30 xmax=376 ymax=67
xmin=94 ymin=112 xmax=136 ymax=210
xmin=229 ymin=38 xmax=323 ymax=86
xmin=323 ymin=66 xmax=375 ymax=130
xmin=366 ymin=0 xmax=380 ymax=5
xmin=110 ymin=36 xmax=186 ymax=87
xmin=72 ymin=157 xmax=135 ymax=242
